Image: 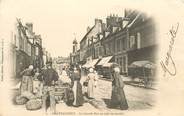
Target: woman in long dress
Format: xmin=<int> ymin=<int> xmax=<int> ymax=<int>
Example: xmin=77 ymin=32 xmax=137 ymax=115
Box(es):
xmin=110 ymin=66 xmax=128 ymax=110
xmin=71 ymin=67 xmax=84 ymax=107
xmin=86 ymin=68 xmax=97 ymax=99
xmin=20 ymin=65 xmax=34 ymax=95
xmin=33 ymin=68 xmax=43 ymax=97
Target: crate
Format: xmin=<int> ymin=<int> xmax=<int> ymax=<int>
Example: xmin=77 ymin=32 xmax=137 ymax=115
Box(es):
xmin=54 ymin=86 xmax=68 ymax=96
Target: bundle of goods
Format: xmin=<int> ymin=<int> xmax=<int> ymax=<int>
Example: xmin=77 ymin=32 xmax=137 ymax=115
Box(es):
xmin=25 ymin=98 xmax=42 ymax=110
xmin=64 ymin=88 xmax=74 ymax=106
xmin=15 ymin=95 xmax=28 ymax=105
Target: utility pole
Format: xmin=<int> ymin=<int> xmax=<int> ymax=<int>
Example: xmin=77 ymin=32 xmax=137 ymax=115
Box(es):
xmin=1 ymin=39 xmax=4 ymax=81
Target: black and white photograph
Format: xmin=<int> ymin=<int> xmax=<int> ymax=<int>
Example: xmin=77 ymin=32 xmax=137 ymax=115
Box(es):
xmin=0 ymin=0 xmax=184 ymax=116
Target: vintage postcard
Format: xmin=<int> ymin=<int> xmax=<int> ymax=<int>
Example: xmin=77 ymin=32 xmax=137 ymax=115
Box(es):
xmin=0 ymin=0 xmax=184 ymax=116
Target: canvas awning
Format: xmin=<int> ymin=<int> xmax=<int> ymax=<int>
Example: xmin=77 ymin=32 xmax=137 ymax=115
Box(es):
xmin=82 ymin=62 xmax=91 ymax=68
xmin=128 ymin=60 xmax=155 ymax=69
xmin=103 ymin=62 xmax=119 ymax=67
xmin=82 ymin=59 xmax=99 ymax=68
xmin=97 ymin=56 xmax=113 ymax=66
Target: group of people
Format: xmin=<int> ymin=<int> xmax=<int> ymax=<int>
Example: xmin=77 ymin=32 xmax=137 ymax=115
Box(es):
xmin=19 ymin=61 xmax=59 ymax=112
xmin=19 ymin=61 xmax=128 ymax=112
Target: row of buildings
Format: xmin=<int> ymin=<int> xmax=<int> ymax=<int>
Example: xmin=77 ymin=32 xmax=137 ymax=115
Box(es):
xmin=11 ymin=19 xmax=52 ymax=79
xmin=70 ymin=9 xmax=158 ymax=75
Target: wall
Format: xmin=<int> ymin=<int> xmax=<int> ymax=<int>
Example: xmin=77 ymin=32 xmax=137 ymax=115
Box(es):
xmin=128 ymin=17 xmax=156 ymax=50
xmin=127 ymin=45 xmax=158 ymax=65
xmin=80 ymin=19 xmax=103 ymax=61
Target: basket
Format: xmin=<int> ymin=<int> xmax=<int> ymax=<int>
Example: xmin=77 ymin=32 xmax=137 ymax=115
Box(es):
xmin=15 ymin=95 xmax=28 ymax=105
xmin=25 ymin=99 xmax=42 ymax=110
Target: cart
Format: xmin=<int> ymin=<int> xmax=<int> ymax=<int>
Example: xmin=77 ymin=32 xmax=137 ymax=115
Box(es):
xmin=54 ymin=83 xmax=70 ymax=102
xmin=128 ymin=61 xmax=156 ymax=88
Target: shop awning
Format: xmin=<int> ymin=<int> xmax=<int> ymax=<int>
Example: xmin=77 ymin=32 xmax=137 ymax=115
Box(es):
xmin=128 ymin=60 xmax=155 ymax=69
xmin=82 ymin=59 xmax=99 ymax=68
xmin=103 ymin=62 xmax=119 ymax=67
xmin=97 ymin=56 xmax=113 ymax=66
xmin=82 ymin=62 xmax=90 ymax=68
xmin=90 ymin=59 xmax=99 ymax=67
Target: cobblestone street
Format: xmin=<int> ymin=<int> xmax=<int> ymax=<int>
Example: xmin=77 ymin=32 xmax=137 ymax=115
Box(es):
xmin=12 ymin=74 xmax=157 ymax=113
xmin=90 ymin=77 xmax=157 ymax=111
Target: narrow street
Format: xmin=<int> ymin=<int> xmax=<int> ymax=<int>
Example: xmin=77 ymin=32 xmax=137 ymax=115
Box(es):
xmin=11 ymin=75 xmax=157 ymax=113
xmin=10 ymin=100 xmax=100 ymax=115
xmin=4 ymin=3 xmax=159 ymax=115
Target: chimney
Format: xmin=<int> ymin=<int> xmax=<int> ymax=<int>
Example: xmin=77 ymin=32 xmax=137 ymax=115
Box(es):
xmin=95 ymin=19 xmax=102 ymax=25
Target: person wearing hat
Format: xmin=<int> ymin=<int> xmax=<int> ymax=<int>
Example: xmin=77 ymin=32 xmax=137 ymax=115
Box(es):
xmin=110 ymin=66 xmax=128 ymax=110
xmin=86 ymin=68 xmax=97 ymax=99
xmin=20 ymin=65 xmax=34 ymax=95
xmin=70 ymin=66 xmax=84 ymax=107
xmin=38 ymin=61 xmax=59 ymax=113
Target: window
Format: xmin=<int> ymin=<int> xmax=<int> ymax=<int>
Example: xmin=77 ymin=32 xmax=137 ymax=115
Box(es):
xmin=116 ymin=58 xmax=119 ymax=65
xmin=107 ymin=43 xmax=111 ymax=54
xmin=28 ymin=43 xmax=31 ymax=56
xmin=20 ymin=32 xmax=24 ymax=50
xmin=122 ymin=38 xmax=126 ymax=50
xmin=117 ymin=39 xmax=121 ymax=52
xmin=119 ymin=57 xmax=123 ymax=72
xmin=137 ymin=32 xmax=141 ymax=49
xmin=94 ymin=48 xmax=97 ymax=58
xmin=24 ymin=39 xmax=28 ymax=53
xmin=122 ymin=56 xmax=127 ymax=73
xmin=96 ymin=47 xmax=99 ymax=58
xmin=129 ymin=35 xmax=135 ymax=49
xmin=110 ymin=42 xmax=113 ymax=54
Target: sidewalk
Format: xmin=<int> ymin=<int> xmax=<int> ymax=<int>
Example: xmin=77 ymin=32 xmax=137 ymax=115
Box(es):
xmin=99 ymin=75 xmax=157 ymax=90
xmin=86 ymin=77 xmax=156 ymax=111
xmin=122 ymin=76 xmax=158 ymax=90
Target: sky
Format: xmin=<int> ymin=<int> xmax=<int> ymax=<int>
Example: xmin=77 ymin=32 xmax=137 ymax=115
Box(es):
xmin=0 ymin=0 xmax=154 ymax=57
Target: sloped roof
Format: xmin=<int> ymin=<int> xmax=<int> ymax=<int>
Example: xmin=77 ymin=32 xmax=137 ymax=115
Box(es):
xmin=127 ymin=13 xmax=141 ymax=28
xmin=80 ymin=26 xmax=95 ymax=43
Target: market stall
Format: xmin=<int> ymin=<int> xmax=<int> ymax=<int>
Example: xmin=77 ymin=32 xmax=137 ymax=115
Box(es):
xmin=128 ymin=60 xmax=156 ymax=88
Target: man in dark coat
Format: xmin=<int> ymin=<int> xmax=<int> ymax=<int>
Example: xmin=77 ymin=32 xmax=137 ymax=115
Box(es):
xmin=38 ymin=61 xmax=59 ymax=113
